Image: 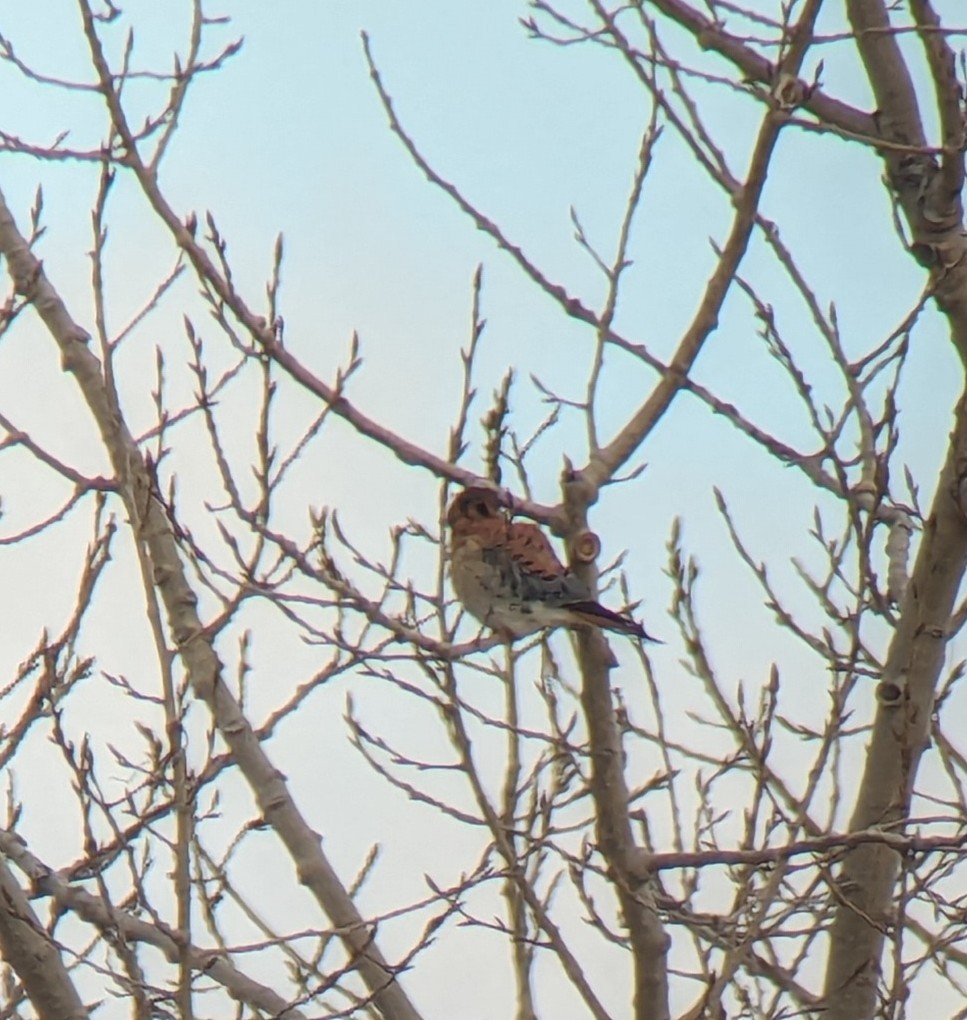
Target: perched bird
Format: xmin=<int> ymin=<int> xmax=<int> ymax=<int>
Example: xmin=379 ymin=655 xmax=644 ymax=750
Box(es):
xmin=446 ymin=486 xmax=656 ymax=640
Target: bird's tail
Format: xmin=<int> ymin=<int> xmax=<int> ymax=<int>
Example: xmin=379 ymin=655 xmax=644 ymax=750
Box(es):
xmin=567 ymin=602 xmax=661 ymax=642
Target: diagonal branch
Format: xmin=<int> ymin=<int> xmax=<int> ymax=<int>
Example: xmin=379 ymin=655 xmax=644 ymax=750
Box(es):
xmin=0 ymin=167 xmax=423 ymax=1020
xmin=0 ymin=828 xmax=308 ymax=1019
xmin=572 ymin=0 xmax=822 ymax=496
xmin=0 ymin=853 xmax=89 ymax=1020
xmin=645 ymin=0 xmax=875 ymax=138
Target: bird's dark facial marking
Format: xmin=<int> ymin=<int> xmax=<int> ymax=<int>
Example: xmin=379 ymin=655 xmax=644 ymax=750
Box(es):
xmin=448 ymin=487 xmax=504 ymax=527
xmin=454 ymin=487 xmax=502 ymax=521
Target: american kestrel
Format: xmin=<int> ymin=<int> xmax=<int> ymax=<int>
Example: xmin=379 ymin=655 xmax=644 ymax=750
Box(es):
xmin=446 ymin=487 xmax=657 ymax=640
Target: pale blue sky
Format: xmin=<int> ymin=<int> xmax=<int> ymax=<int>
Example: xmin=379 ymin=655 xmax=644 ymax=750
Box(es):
xmin=0 ymin=2 xmax=963 ymax=1016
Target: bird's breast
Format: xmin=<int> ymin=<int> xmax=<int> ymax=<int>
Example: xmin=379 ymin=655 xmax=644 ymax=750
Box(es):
xmin=449 ymin=540 xmax=502 ymax=620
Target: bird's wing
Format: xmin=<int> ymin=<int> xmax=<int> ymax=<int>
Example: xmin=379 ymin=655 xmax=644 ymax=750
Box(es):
xmin=463 ymin=512 xmax=659 ymax=640
xmin=482 ymin=520 xmax=590 ymax=605
xmin=504 ymin=521 xmax=565 ymax=575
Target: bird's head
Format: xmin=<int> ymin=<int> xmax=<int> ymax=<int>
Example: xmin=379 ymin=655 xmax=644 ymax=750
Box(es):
xmin=447 ymin=487 xmax=504 ymax=528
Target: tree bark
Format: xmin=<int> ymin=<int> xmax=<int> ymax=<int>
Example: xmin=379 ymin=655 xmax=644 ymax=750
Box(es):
xmin=0 ymin=854 xmax=89 ymax=1020
xmin=824 ymin=4 xmax=967 ymax=1013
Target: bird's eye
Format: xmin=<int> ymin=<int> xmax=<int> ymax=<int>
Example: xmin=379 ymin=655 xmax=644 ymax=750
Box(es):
xmin=474 ymin=500 xmax=491 ymax=516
